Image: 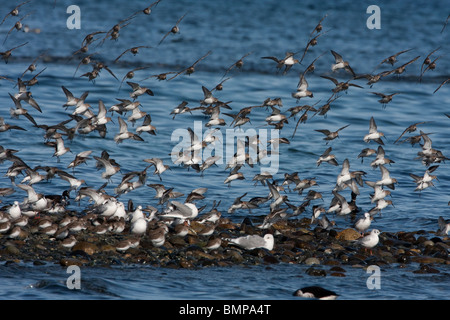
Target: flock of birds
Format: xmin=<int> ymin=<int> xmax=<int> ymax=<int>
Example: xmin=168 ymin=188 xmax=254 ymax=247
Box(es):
xmin=0 ymin=1 xmax=449 ymax=270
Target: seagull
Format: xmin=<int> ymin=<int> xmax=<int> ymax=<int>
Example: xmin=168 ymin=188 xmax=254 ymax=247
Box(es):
xmin=8 ymin=201 xmax=21 ymax=220
xmin=225 ymin=233 xmax=274 ymax=251
xmin=356 ymin=229 xmax=380 ymax=255
xmin=131 ymin=216 xmax=148 ymax=235
xmin=97 ymin=198 xmax=119 ymax=218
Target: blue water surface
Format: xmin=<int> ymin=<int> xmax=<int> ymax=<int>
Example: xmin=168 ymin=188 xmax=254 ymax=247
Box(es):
xmin=0 ymin=0 xmax=449 ymax=300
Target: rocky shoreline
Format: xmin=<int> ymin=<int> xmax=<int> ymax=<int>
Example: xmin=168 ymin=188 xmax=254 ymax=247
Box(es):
xmin=1 ymin=213 xmax=448 ymax=274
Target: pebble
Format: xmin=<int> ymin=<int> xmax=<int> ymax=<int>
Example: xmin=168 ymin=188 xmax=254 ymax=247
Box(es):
xmin=413 ymin=264 xmax=440 ymax=274
xmin=72 ymin=241 xmax=98 ymax=255
xmin=305 ymin=267 xmax=326 ymax=277
xmin=411 ymin=256 xmax=447 ymax=264
xmin=0 ymin=216 xmax=447 ymax=273
xmin=60 ymin=258 xmax=84 ymax=267
xmin=335 ymin=228 xmax=362 ymax=241
xmin=6 ymin=244 xmax=20 ymax=255
xmin=330 ymin=272 xmax=346 ymax=277
xmin=330 ymin=266 xmax=346 ymax=273
xmin=304 ymin=257 xmax=321 ymax=265
xmin=263 ymin=255 xmax=279 ymax=264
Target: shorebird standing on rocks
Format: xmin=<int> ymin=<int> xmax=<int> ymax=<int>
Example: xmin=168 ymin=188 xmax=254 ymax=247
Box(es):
xmin=225 ymin=233 xmax=274 ymax=251
xmin=356 ymin=229 xmax=380 ymax=255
